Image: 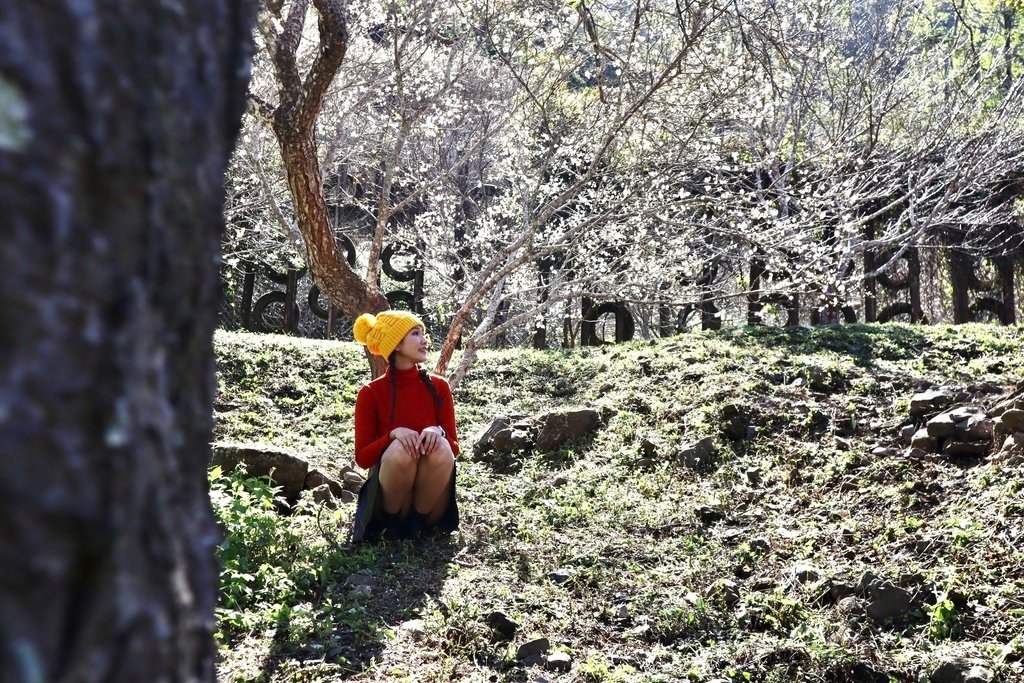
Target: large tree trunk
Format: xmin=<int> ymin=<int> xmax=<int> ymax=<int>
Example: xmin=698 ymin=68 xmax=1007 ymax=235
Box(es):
xmin=0 ymin=3 xmax=254 ymax=681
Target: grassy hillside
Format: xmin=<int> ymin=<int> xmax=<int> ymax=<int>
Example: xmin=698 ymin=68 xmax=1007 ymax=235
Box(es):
xmin=213 ymin=324 xmax=1024 ymax=683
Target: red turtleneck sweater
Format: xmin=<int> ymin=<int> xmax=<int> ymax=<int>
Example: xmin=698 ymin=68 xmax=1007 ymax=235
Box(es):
xmin=353 ymin=365 xmax=460 ymax=469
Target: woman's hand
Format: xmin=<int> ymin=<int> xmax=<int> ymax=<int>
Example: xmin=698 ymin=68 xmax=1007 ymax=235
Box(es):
xmin=418 ymin=426 xmax=445 ymax=456
xmin=390 ymin=427 xmax=421 ymax=459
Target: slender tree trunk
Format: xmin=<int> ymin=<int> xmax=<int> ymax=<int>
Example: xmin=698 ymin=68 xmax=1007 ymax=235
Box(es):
xmin=0 ymin=2 xmax=255 ymax=681
xmin=263 ymin=0 xmax=388 ymax=376
xmin=276 ymin=130 xmax=388 ymax=318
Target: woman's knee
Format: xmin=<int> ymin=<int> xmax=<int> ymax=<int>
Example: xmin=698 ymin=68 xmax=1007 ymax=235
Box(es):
xmin=380 ymin=442 xmax=418 ymax=474
xmin=430 ymin=435 xmax=455 ymax=458
xmin=420 ymin=443 xmax=454 ymax=473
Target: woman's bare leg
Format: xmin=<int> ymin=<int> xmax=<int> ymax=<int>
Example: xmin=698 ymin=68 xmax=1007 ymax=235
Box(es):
xmin=377 ymin=441 xmax=418 ymax=516
xmin=413 ymin=439 xmax=455 ymax=525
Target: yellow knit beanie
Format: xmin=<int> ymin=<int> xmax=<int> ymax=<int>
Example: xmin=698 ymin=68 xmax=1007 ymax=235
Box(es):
xmin=353 ymin=310 xmax=426 ymax=359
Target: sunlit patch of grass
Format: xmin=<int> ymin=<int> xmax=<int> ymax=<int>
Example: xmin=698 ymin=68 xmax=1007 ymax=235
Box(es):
xmin=213 ymin=324 xmax=1024 ymax=682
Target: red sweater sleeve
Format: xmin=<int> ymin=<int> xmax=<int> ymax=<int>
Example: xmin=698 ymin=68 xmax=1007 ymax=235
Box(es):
xmin=435 ymin=377 xmax=459 ymax=458
xmin=354 ymin=384 xmax=390 ymax=469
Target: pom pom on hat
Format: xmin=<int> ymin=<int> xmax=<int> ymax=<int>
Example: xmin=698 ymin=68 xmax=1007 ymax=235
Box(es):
xmin=353 ymin=313 xmax=376 ymax=345
xmin=352 ymin=310 xmax=425 ymax=359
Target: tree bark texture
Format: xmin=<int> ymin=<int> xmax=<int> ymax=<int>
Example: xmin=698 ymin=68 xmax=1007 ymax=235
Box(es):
xmin=862 ymin=222 xmax=878 ymax=323
xmin=0 ymin=3 xmax=254 ymax=682
xmin=948 ymin=249 xmax=972 ymax=324
xmin=267 ymin=0 xmax=389 ymax=342
xmin=276 ymin=131 xmax=388 ymax=319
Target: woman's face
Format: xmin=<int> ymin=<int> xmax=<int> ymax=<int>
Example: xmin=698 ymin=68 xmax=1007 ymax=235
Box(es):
xmin=394 ymin=326 xmax=428 ymax=365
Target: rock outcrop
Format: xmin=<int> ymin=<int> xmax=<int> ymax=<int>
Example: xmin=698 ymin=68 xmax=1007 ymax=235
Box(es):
xmin=900 ymin=388 xmax=1024 ymax=463
xmin=473 ymin=407 xmax=607 ymax=459
xmin=211 ymin=441 xmax=359 ymax=506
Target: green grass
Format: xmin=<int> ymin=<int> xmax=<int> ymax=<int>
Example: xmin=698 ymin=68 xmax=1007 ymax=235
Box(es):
xmin=213 ymin=324 xmax=1024 ymax=682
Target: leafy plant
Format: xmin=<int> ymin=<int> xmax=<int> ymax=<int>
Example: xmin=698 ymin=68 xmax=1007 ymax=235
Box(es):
xmin=209 ymin=466 xmax=359 ymax=645
xmin=925 ymin=595 xmax=962 ymax=640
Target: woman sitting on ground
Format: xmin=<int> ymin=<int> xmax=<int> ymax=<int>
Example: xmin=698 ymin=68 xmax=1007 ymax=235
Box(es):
xmin=350 ymin=310 xmax=459 ymax=542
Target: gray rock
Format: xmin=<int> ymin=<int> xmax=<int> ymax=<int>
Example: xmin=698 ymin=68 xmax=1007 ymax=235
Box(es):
xmin=545 ymin=652 xmax=572 ymax=672
xmin=548 ymin=568 xmax=576 ymax=585
xmin=678 ymin=436 xmax=720 ymax=471
xmin=996 ymin=408 xmax=1024 ymax=434
xmin=552 ymin=474 xmax=569 ymax=487
xmin=696 ymin=505 xmax=726 ymax=525
xmin=991 ymin=432 xmax=1024 ymax=465
xmin=486 ymin=611 xmax=519 ymax=640
xmin=309 ymin=484 xmax=338 ymax=508
xmin=911 ymin=389 xmax=953 ymax=417
xmin=305 ymin=469 xmax=347 ymax=497
xmin=911 ymin=428 xmax=939 ymax=452
xmin=640 ymin=437 xmax=659 ymax=457
xmin=927 ymin=412 xmax=959 ymax=439
xmin=338 ymin=489 xmax=356 ymax=504
xmin=870 ymin=446 xmax=898 ymax=457
xmin=904 ymin=447 xmax=933 ymax=459
xmin=516 ymin=637 xmax=550 ymax=661
xmin=473 ymin=414 xmax=529 ymax=457
xmin=790 ymin=563 xmax=823 ymax=583
xmin=866 ymin=583 xmax=916 ymax=624
xmin=929 ymin=659 xmax=994 ymax=683
xmin=708 ymin=579 xmax=741 ymax=607
xmin=211 ymin=442 xmax=309 ymax=500
xmin=492 ymin=425 xmax=536 ymax=453
xmin=899 ymin=424 xmax=917 ymax=446
xmin=962 ymin=416 xmax=994 ymax=441
xmin=534 ymin=409 xmax=602 ymax=453
xmin=942 ymin=440 xmax=991 ymax=457
xmin=342 ymin=470 xmax=366 ymax=486
xmin=636 ymin=457 xmax=655 ymax=469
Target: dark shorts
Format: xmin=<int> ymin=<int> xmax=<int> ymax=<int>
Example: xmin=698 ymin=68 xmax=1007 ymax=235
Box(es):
xmin=351 ymin=463 xmax=459 ymax=543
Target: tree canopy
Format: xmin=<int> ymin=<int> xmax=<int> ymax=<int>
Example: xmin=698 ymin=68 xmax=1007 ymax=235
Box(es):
xmin=224 ymin=0 xmax=1024 ymax=381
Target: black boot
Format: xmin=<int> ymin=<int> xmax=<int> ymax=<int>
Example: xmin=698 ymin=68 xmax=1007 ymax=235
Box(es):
xmin=381 ymin=511 xmax=407 ymax=540
xmin=407 ymin=510 xmax=429 ymax=540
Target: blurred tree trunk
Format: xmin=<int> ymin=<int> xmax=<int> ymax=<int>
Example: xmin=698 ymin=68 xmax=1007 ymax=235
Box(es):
xmin=0 ymin=2 xmax=255 ymax=681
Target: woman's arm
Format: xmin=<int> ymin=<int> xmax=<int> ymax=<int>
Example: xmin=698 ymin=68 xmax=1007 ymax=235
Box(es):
xmin=354 ymin=384 xmax=391 ymax=469
xmin=435 ymin=379 xmax=459 ymax=457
